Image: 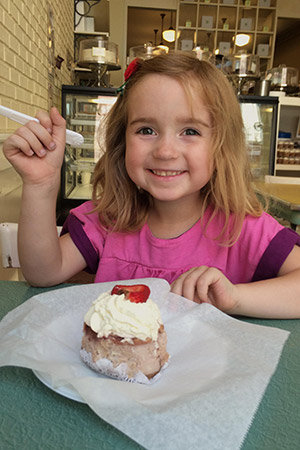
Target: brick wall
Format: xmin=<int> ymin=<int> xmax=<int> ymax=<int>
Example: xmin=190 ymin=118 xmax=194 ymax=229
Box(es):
xmin=0 ymin=0 xmax=74 ymax=133
xmin=0 ymin=0 xmax=74 ymax=280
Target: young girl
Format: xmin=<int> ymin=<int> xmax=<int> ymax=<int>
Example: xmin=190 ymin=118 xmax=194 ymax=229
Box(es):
xmin=3 ymin=53 xmax=300 ymax=318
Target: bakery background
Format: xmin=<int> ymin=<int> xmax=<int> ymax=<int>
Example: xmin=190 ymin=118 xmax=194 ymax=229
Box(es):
xmin=0 ymin=0 xmax=300 ymax=281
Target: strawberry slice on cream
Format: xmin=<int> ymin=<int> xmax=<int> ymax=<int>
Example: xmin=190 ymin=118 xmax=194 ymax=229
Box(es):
xmin=111 ymin=284 xmax=150 ymax=303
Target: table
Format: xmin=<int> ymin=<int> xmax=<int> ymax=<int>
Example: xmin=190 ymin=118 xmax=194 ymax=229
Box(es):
xmin=1 ymin=281 xmax=300 ymax=450
xmin=254 ymin=181 xmax=300 ymax=230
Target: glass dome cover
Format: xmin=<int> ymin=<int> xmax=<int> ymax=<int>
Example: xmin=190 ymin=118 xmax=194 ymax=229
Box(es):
xmin=128 ymin=43 xmax=168 ymax=63
xmin=266 ymin=64 xmax=299 ymax=91
xmin=222 ymin=52 xmax=260 ymax=78
xmin=78 ymin=37 xmax=119 ymax=67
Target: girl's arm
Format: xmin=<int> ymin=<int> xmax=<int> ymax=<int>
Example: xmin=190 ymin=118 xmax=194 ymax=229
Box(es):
xmin=3 ymin=107 xmax=87 ymax=286
xmin=233 ymin=244 xmax=300 ymax=318
xmin=171 ymin=245 xmax=300 ymax=319
xmin=19 ymin=181 xmax=87 ymax=286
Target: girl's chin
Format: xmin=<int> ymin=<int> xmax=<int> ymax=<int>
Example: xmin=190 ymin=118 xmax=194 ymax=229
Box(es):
xmin=149 ymin=191 xmax=192 ymax=204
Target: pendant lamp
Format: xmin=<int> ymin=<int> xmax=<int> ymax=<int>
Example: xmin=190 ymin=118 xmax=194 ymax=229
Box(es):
xmin=163 ymin=11 xmax=175 ymax=43
xmin=158 ymin=13 xmax=169 ymax=51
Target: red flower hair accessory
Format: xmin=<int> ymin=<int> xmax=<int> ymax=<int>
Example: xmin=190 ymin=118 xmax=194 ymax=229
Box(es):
xmin=124 ymin=58 xmax=141 ymax=81
xmin=117 ymin=58 xmax=142 ymax=95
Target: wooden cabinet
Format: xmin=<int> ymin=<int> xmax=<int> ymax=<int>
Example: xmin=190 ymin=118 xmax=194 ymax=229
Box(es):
xmin=175 ymin=0 xmax=277 ymax=71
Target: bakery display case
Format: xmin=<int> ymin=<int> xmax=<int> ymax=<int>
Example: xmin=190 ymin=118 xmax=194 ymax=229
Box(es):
xmin=57 ymin=85 xmax=118 ymax=224
xmin=239 ymin=95 xmax=278 ymax=179
xmin=274 ymin=96 xmax=300 ymax=177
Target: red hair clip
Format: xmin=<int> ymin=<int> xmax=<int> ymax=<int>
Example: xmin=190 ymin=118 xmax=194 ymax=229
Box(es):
xmin=124 ymin=58 xmax=141 ymax=81
xmin=117 ymin=58 xmax=142 ymax=95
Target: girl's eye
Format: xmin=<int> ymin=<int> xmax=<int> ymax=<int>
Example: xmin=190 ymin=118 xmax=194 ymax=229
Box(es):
xmin=137 ymin=127 xmax=155 ymax=135
xmin=183 ymin=128 xmax=200 ymax=136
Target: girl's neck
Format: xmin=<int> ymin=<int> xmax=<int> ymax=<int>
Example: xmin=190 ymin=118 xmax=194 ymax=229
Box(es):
xmin=148 ymin=196 xmax=203 ymax=239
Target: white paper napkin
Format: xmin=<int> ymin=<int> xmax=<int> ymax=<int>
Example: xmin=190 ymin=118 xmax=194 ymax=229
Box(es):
xmin=0 ymin=278 xmax=289 ymax=450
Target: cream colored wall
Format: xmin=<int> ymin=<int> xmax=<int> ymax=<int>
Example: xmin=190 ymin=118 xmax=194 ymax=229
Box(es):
xmin=109 ymin=0 xmax=178 ymax=86
xmin=277 ymin=0 xmax=300 ymax=18
xmin=0 ymin=0 xmax=74 ymax=280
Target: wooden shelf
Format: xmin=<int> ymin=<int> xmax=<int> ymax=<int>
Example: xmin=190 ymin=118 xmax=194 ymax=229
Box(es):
xmin=74 ymin=31 xmax=109 ymax=36
xmin=276 ymin=165 xmax=300 ymax=171
xmin=176 ymin=0 xmax=277 ymax=68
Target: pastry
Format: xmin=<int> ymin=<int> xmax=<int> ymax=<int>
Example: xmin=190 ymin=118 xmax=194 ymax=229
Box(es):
xmin=80 ymin=284 xmax=169 ymax=383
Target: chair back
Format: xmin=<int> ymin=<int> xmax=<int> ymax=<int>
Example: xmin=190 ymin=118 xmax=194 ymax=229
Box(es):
xmin=0 ymin=223 xmax=20 ymax=268
xmin=0 ymin=223 xmax=62 ymax=268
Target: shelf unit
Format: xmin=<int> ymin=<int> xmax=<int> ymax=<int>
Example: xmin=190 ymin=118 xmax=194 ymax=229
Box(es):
xmin=274 ymin=96 xmax=300 ymax=177
xmin=175 ymin=0 xmax=277 ymax=71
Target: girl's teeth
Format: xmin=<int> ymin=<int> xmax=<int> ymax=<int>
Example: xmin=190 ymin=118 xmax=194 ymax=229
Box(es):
xmin=152 ymin=170 xmax=182 ymax=176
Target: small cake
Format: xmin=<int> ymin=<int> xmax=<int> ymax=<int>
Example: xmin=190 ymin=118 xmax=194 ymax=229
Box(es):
xmin=80 ymin=284 xmax=169 ymax=383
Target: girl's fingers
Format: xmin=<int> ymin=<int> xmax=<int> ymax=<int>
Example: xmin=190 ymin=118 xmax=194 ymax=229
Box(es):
xmin=50 ymin=107 xmax=66 ymax=146
xmin=16 ymin=122 xmax=56 ymax=156
xmin=195 ymin=268 xmax=220 ymax=303
xmin=4 ymin=134 xmax=34 ymax=157
xmin=171 ymin=266 xmax=208 ymax=300
xmin=15 ymin=125 xmax=47 ymax=157
xmin=181 ymin=266 xmax=210 ymax=301
xmin=36 ymin=110 xmax=53 ymax=134
xmin=171 ymin=266 xmax=223 ymax=303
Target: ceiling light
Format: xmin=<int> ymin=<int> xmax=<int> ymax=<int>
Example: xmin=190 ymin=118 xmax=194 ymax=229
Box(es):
xmin=163 ymin=11 xmax=175 ymax=43
xmin=235 ymin=34 xmax=250 ymax=47
xmin=163 ymin=27 xmax=175 ymax=43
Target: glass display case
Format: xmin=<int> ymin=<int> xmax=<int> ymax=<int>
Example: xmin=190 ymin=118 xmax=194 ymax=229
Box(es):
xmin=58 ymin=85 xmax=118 ymax=223
xmin=239 ymin=95 xmax=278 ymax=179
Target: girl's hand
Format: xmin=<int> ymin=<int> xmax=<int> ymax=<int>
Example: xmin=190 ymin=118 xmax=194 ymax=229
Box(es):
xmin=171 ymin=266 xmax=239 ymax=314
xmin=3 ymin=107 xmax=66 ymax=186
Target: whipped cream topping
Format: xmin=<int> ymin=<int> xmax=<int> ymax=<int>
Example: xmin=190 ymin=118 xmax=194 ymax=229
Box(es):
xmin=84 ymin=291 xmax=163 ymax=341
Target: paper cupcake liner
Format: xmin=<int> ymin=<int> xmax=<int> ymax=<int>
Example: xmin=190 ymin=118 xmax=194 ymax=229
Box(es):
xmin=80 ymin=348 xmax=167 ymax=384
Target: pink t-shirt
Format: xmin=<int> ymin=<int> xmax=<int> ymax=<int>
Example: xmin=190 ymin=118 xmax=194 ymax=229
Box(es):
xmin=62 ymin=201 xmax=300 ymax=284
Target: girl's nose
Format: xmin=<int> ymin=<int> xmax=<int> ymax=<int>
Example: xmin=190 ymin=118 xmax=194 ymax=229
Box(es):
xmin=152 ymin=136 xmax=178 ymax=160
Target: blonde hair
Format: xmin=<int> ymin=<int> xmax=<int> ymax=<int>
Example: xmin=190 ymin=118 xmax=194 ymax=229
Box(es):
xmin=92 ymin=53 xmax=262 ymax=244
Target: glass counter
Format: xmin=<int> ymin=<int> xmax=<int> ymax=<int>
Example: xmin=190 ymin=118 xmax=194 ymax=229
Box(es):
xmin=60 ymin=85 xmax=118 ymax=209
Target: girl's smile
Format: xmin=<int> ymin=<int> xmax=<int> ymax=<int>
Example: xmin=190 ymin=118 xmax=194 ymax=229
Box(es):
xmin=125 ymin=74 xmax=213 ymax=207
xmin=148 ymin=169 xmax=187 ymax=178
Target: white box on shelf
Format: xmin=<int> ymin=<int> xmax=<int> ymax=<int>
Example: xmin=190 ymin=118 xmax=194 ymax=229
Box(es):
xmin=75 ymin=1 xmax=85 ymax=32
xmin=85 ymin=17 xmax=95 ymax=33
xmin=259 ymin=0 xmax=271 ymax=6
xmin=222 ymin=0 xmax=235 ymax=4
xmin=257 ymin=43 xmax=269 ymax=56
xmin=201 ymin=16 xmax=214 ymax=29
xmin=219 ymin=42 xmax=231 ymax=55
xmin=240 ymin=18 xmax=253 ymax=31
xmin=181 ymin=39 xmax=194 ymax=51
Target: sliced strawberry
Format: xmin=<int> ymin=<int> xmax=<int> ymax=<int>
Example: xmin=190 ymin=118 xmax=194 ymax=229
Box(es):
xmin=111 ymin=284 xmax=150 ymax=303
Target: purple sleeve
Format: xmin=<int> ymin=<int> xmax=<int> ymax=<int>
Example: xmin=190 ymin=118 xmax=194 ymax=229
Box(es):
xmin=61 ymin=214 xmax=99 ymax=274
xmin=252 ymin=228 xmax=300 ymax=281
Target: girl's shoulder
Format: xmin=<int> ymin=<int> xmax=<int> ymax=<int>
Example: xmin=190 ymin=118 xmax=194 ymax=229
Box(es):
xmin=240 ymin=210 xmax=300 ymax=250
xmin=69 ymin=201 xmax=103 ymax=226
xmin=243 ymin=210 xmax=282 ymax=231
xmin=70 ymin=200 xmax=97 ymax=215
xmin=65 ymin=200 xmax=108 ymax=242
